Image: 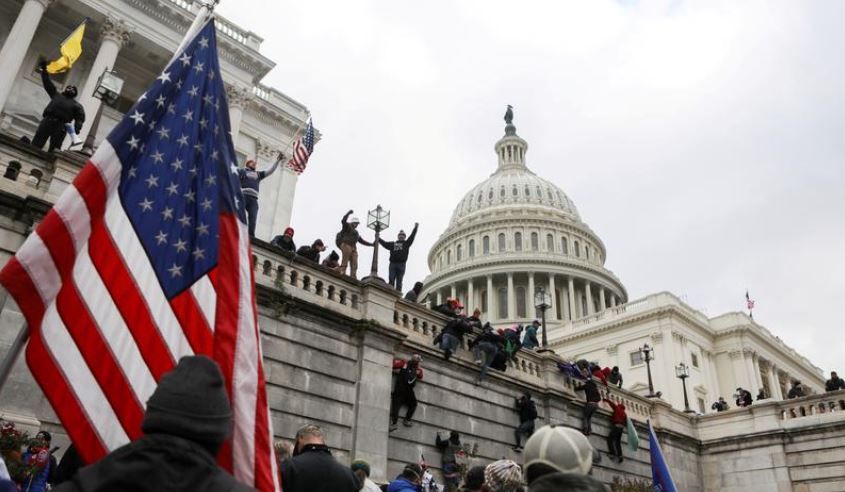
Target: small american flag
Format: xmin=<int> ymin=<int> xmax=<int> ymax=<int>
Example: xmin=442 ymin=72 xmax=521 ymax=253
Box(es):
xmin=746 ymin=290 xmax=755 ymax=311
xmin=0 ymin=20 xmax=278 ymax=491
xmin=286 ymin=118 xmax=315 ymax=174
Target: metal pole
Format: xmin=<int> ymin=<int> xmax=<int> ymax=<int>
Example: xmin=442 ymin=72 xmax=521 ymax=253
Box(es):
xmin=168 ymin=0 xmax=219 ymax=66
xmin=645 ymin=353 xmax=656 ymax=397
xmin=540 ymin=306 xmax=548 ymax=348
xmin=80 ymin=92 xmax=105 ymax=155
xmin=0 ymin=321 xmax=29 ymax=394
xmin=370 ymin=225 xmax=380 ymax=278
xmin=681 ymin=376 xmax=693 ymax=413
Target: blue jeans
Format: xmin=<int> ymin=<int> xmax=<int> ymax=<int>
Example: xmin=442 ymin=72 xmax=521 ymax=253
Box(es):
xmin=474 ymin=341 xmax=497 ymax=381
xmin=440 ymin=333 xmax=459 ymax=354
xmin=244 ymin=195 xmax=259 ymax=237
xmin=388 ymin=262 xmax=406 ymax=291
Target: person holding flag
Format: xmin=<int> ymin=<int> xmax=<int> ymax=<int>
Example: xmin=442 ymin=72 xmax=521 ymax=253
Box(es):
xmin=0 ymin=16 xmax=279 ymax=491
xmin=31 ymin=56 xmax=85 ymax=151
xmin=238 ymin=153 xmax=283 ymax=238
xmin=45 ymin=19 xmax=86 ymax=75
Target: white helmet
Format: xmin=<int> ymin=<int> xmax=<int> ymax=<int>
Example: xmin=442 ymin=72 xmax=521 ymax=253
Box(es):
xmin=350 ymin=216 xmax=360 ymax=224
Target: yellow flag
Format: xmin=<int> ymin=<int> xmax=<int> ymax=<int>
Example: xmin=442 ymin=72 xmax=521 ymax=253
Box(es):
xmin=46 ymin=21 xmax=86 ymax=74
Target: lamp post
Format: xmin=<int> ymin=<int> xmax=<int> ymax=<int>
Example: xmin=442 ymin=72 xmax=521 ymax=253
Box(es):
xmin=676 ymin=362 xmax=694 ymax=413
xmin=641 ymin=344 xmax=657 ymax=398
xmin=81 ymin=68 xmax=124 ymax=156
xmin=364 ymin=204 xmax=390 ymax=282
xmin=534 ymin=287 xmax=552 ymax=350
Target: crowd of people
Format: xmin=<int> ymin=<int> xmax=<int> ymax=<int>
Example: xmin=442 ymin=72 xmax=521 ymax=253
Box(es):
xmin=708 ymin=370 xmax=845 ymax=413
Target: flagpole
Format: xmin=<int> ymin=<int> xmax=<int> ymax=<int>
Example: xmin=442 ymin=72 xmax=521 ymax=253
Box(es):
xmin=0 ymin=286 xmax=28 ymax=393
xmin=169 ymin=0 xmax=220 ymax=66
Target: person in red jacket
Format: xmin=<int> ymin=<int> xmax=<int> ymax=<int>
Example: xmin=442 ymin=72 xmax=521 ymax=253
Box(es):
xmin=390 ymin=355 xmax=423 ymax=431
xmin=603 ymin=397 xmax=627 ymax=463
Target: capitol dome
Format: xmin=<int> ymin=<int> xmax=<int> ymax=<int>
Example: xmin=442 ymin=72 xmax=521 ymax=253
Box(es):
xmin=422 ymin=111 xmax=627 ymax=330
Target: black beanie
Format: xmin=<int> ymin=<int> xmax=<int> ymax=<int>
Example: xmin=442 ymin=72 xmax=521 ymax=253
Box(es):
xmin=142 ymin=355 xmax=232 ymax=449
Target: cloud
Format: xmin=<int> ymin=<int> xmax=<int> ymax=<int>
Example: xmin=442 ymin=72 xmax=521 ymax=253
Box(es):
xmin=218 ymin=0 xmax=845 ymax=373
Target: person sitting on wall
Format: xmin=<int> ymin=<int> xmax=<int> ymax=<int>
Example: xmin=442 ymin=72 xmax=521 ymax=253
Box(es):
xmin=825 ymin=371 xmax=845 ymax=392
xmin=607 ymin=366 xmax=623 ymax=388
xmin=32 ymin=57 xmax=85 ymax=152
xmin=735 ymin=387 xmax=753 ymax=408
xmin=522 ymin=321 xmax=540 ymax=351
xmin=239 ymin=153 xmax=283 ymax=238
xmin=787 ymin=380 xmax=806 ymax=399
xmin=389 ymin=355 xmax=423 ymax=432
xmin=295 ymin=239 xmax=326 ymax=263
xmin=321 ymin=250 xmax=340 ymax=269
xmin=711 ymin=397 xmax=729 ymax=412
xmin=404 ymin=282 xmax=424 ymax=303
xmin=756 ymin=388 xmax=767 ymax=401
xmin=271 ymin=227 xmax=296 ymax=253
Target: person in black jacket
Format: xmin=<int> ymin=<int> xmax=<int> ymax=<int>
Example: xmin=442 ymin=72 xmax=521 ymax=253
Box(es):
xmin=438 ymin=315 xmax=470 ymax=361
xmin=271 ymin=227 xmax=296 ymax=253
xmin=404 ymin=282 xmax=424 ymax=303
xmin=825 ymin=371 xmax=845 ymax=392
xmin=735 ymin=387 xmax=753 ymax=407
xmin=296 ymin=239 xmax=325 ymax=262
xmin=513 ymin=392 xmax=537 ymax=451
xmin=52 ymin=355 xmax=253 ymax=492
xmin=281 ymin=424 xmax=359 ymax=492
xmin=378 ymin=223 xmax=418 ymax=292
xmin=469 ymin=324 xmax=503 ymax=384
xmin=573 ymin=378 xmax=602 ymax=435
xmin=32 ymin=58 xmax=85 ymax=152
xmin=389 ymin=355 xmax=424 ymax=431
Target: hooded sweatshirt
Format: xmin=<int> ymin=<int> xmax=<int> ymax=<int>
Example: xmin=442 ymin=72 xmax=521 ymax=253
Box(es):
xmin=52 ymin=356 xmax=253 ymax=492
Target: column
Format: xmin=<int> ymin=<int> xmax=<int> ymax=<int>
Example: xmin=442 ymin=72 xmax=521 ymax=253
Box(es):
xmin=567 ymin=277 xmax=576 ymax=321
xmin=436 ymin=291 xmax=442 ymax=305
xmin=450 ymin=284 xmax=456 ymax=301
xmin=486 ymin=275 xmax=494 ymax=321
xmin=0 ymin=0 xmax=53 ymax=113
xmin=610 ymin=295 xmax=617 ymax=308
xmin=506 ymin=273 xmax=515 ymax=319
xmin=78 ymin=17 xmax=132 ymax=141
xmin=769 ymin=364 xmax=783 ymax=400
xmin=751 ymin=353 xmax=763 ymax=396
xmin=225 ymin=84 xmax=254 ymax=145
xmin=599 ymin=287 xmax=606 ymax=312
xmin=743 ymin=350 xmax=759 ymax=395
xmin=548 ymin=274 xmax=557 ymax=321
xmin=467 ymin=278 xmax=474 ymax=313
xmin=729 ymin=350 xmax=749 ymax=391
xmin=585 ymin=281 xmax=594 ymax=315
xmin=527 ymin=272 xmax=535 ymax=319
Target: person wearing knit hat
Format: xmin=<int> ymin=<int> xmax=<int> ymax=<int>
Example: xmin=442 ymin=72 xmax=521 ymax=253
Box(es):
xmin=52 ymin=355 xmax=253 ymax=492
xmin=271 ymin=226 xmax=297 ymax=253
xmin=377 ymin=222 xmax=419 ymax=292
xmin=522 ymin=424 xmax=594 ymax=485
xmin=239 ymin=152 xmax=284 ymax=238
xmin=484 ymin=459 xmax=523 ymax=492
xmin=351 ymin=460 xmax=381 ymax=492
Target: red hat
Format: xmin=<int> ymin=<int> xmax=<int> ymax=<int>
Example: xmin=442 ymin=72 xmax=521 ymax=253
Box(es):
xmin=284 ymin=227 xmax=294 ymax=236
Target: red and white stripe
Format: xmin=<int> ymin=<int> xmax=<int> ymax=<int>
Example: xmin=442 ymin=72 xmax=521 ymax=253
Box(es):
xmin=0 ymin=141 xmax=279 ymax=490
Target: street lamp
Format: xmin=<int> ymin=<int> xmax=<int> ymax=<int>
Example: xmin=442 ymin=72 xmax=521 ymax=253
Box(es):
xmin=364 ymin=204 xmax=390 ymax=282
xmin=675 ymin=362 xmax=694 ymax=413
xmin=640 ymin=344 xmax=658 ymax=398
xmin=81 ymin=68 xmax=124 ymax=156
xmin=533 ymin=287 xmax=552 ymax=350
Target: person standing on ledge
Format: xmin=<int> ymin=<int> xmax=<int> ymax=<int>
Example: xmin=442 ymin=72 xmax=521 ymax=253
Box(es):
xmin=335 ymin=210 xmax=373 ymax=280
xmin=378 ymin=223 xmax=419 ymax=292
xmin=238 ymin=152 xmax=283 ymax=238
xmin=32 ymin=57 xmax=85 ymax=152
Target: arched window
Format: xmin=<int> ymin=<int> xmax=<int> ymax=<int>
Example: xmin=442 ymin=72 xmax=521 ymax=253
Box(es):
xmin=546 ymin=234 xmax=554 ymax=252
xmin=581 ymin=295 xmax=588 ymax=318
xmin=483 ymin=236 xmax=490 ymax=254
xmin=469 ymin=239 xmax=475 ymax=257
xmin=585 ymin=246 xmax=590 ymax=260
xmin=500 ymin=187 xmax=506 ymax=199
xmin=512 ymin=186 xmax=518 ymax=197
xmin=488 ymin=189 xmax=493 ymax=200
xmin=481 ymin=290 xmax=488 ymax=312
xmin=574 ymin=240 xmax=580 ymax=257
xmin=516 ymin=287 xmax=526 ymax=318
xmin=498 ymin=288 xmax=508 ymax=319
xmin=530 ymin=232 xmax=539 ymax=251
xmin=447 ymin=250 xmax=452 ymax=265
xmin=3 ymin=161 xmax=21 ymax=181
xmin=562 ymin=237 xmax=569 ymax=255
xmin=477 ymin=193 xmax=482 ymax=203
xmin=525 ymin=186 xmax=531 ymax=197
xmin=548 ymin=189 xmax=554 ymax=201
xmin=514 ymin=232 xmax=522 ymax=251
xmin=498 ymin=233 xmax=506 ymax=252
xmin=456 ymin=244 xmax=463 ymax=261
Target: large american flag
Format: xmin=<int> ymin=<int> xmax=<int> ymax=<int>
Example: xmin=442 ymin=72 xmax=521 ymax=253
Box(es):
xmin=0 ymin=20 xmax=279 ymax=491
xmin=286 ymin=118 xmax=314 ymax=174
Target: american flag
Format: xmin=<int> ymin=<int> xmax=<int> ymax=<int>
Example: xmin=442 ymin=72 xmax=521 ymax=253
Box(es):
xmin=746 ymin=290 xmax=755 ymax=311
xmin=286 ymin=118 xmax=314 ymax=174
xmin=0 ymin=20 xmax=279 ymax=491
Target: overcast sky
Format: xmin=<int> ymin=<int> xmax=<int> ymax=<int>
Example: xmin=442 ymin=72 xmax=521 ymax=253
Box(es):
xmin=217 ymin=0 xmax=845 ymax=374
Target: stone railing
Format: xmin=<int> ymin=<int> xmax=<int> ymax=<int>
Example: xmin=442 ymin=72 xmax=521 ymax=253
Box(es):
xmin=779 ymin=390 xmax=845 ymax=420
xmin=564 ymin=291 xmax=709 ymax=333
xmin=0 ymin=134 xmax=55 ymax=201
xmin=162 ymin=0 xmax=262 ymax=50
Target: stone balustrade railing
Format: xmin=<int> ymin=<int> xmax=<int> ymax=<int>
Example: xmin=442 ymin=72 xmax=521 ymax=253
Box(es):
xmin=163 ymin=0 xmax=261 ymax=50
xmin=250 ymin=240 xmax=660 ymax=423
xmin=779 ymin=390 xmax=845 ymax=420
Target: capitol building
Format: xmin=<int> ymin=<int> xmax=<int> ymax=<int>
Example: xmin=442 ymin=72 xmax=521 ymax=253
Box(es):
xmin=423 ymin=113 xmax=825 ymax=413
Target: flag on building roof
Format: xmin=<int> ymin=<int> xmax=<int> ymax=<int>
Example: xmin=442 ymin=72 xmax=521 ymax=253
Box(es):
xmin=648 ymin=420 xmax=678 ymax=492
xmin=286 ymin=117 xmax=315 ymax=174
xmin=46 ymin=19 xmax=86 ymax=74
xmin=746 ymin=290 xmax=755 ymax=311
xmin=0 ymin=19 xmax=279 ymax=491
